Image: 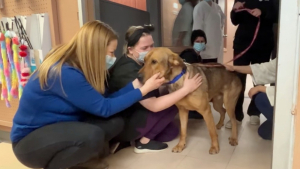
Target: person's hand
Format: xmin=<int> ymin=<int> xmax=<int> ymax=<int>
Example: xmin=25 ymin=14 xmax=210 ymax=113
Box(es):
xmin=250 ymin=8 xmax=261 ymax=17
xmin=140 ymin=73 xmax=165 ymax=96
xmin=233 ymin=1 xmax=245 ymax=10
xmin=223 ymin=64 xmax=235 ymax=71
xmin=182 ymin=72 xmax=202 ymax=93
xmin=248 ymin=86 xmax=266 ymax=98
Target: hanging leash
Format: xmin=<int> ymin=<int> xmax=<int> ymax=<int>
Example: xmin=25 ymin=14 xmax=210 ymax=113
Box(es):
xmin=198 ymin=8 xmax=260 ymax=67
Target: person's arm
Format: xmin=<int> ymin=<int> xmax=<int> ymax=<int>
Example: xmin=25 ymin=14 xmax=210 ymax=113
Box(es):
xmin=177 ymin=3 xmax=194 ymax=45
xmin=106 ymin=82 xmax=135 ymax=98
xmin=250 ymin=58 xmax=277 ymax=85
xmin=248 ymin=86 xmax=275 ymax=106
xmin=139 ymin=72 xmax=202 ymax=113
xmin=139 ymin=87 xmax=190 ymax=113
xmin=230 ymin=0 xmax=245 ymax=26
xmin=52 ymin=67 xmax=145 ymax=118
xmin=233 ymin=65 xmax=253 ymax=74
xmin=256 ymin=0 xmax=275 ymax=22
xmin=193 ymin=3 xmax=205 ymax=30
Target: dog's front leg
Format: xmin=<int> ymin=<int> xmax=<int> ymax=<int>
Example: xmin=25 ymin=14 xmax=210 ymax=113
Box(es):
xmin=199 ymin=104 xmax=220 ymax=155
xmin=172 ymin=107 xmax=188 ymax=153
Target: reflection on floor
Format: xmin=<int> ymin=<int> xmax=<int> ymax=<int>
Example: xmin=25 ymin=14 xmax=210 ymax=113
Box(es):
xmin=0 ymin=76 xmax=272 ymax=169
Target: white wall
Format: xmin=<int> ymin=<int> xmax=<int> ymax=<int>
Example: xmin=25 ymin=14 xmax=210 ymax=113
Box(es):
xmin=272 ymin=0 xmax=299 ymax=168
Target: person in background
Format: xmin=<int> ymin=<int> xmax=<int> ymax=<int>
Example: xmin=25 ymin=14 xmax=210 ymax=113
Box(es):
xmin=179 ymin=29 xmax=207 ymax=119
xmin=172 ymin=0 xmax=199 ymax=46
xmin=108 ymin=26 xmax=202 ymax=154
xmin=10 ymin=21 xmax=166 ymax=169
xmin=224 ymin=58 xmax=277 ymax=140
xmin=227 ymin=0 xmax=276 ymax=129
xmin=193 ymin=0 xmax=225 ymax=63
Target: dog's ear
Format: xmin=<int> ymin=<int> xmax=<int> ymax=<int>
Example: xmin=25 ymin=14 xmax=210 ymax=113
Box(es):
xmin=168 ymin=53 xmax=183 ymax=66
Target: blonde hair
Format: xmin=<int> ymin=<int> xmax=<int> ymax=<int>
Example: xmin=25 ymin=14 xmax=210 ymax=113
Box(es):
xmin=123 ymin=26 xmax=146 ymax=55
xmin=37 ymin=20 xmax=118 ymax=94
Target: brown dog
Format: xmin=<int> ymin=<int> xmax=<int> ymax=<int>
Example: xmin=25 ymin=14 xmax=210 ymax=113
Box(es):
xmin=139 ymin=47 xmax=242 ymax=154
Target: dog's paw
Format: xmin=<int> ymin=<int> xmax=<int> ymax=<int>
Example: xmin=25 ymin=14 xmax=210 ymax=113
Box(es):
xmin=172 ymin=144 xmax=185 ymax=153
xmin=228 ymin=137 xmax=238 ymax=146
xmin=209 ymin=146 xmax=220 ymax=155
xmin=216 ymin=123 xmax=224 ymax=129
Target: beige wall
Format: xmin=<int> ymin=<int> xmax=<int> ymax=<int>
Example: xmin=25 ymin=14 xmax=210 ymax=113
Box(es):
xmin=161 ymin=0 xmax=181 ymax=47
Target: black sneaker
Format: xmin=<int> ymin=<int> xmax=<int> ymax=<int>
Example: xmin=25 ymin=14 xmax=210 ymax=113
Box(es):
xmin=134 ymin=140 xmax=168 ymax=154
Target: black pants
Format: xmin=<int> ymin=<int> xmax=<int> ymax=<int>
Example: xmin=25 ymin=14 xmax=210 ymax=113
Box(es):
xmin=233 ymin=47 xmax=273 ymax=121
xmin=12 ymin=116 xmax=124 ymax=169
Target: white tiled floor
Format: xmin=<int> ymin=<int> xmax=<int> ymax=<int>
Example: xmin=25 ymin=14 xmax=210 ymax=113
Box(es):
xmin=0 ymin=76 xmax=272 ymax=169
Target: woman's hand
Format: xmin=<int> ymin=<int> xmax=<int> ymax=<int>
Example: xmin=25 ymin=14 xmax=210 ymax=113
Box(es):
xmin=223 ymin=64 xmax=235 ymax=71
xmin=233 ymin=1 xmax=245 ymax=10
xmin=182 ymin=72 xmax=202 ymax=93
xmin=140 ymin=73 xmax=165 ymax=96
xmin=248 ymin=86 xmax=266 ymax=98
xmin=250 ymin=8 xmax=262 ymax=17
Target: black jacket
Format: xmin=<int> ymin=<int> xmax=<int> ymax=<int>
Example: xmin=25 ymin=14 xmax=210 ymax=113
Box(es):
xmin=231 ymin=0 xmax=277 ymax=50
xmin=180 ymin=49 xmax=202 ymax=64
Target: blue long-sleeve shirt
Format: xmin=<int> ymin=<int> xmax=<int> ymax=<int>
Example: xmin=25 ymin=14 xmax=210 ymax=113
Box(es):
xmin=10 ymin=65 xmax=142 ymax=143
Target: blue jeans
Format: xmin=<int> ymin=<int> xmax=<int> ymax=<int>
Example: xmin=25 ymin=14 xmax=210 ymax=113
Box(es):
xmin=255 ymin=92 xmax=274 ymax=140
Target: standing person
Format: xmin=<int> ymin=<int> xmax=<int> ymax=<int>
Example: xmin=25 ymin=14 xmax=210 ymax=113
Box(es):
xmin=179 ymin=29 xmax=207 ymax=119
xmin=192 ymin=0 xmax=225 ymax=63
xmin=108 ymin=25 xmax=202 ymax=154
xmin=224 ymin=58 xmax=277 ymax=140
xmin=172 ymin=0 xmax=199 ymax=46
xmin=226 ymin=0 xmax=276 ymax=129
xmin=10 ymin=21 xmax=167 ymax=169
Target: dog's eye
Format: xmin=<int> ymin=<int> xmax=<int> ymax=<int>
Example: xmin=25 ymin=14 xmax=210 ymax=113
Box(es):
xmin=151 ymin=60 xmax=157 ymax=64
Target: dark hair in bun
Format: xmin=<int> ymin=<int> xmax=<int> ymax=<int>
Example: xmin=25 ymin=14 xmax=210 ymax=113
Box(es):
xmin=123 ymin=24 xmax=155 ymax=54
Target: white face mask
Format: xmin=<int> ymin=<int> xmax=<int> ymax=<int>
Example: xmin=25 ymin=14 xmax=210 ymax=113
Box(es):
xmin=106 ymin=55 xmax=116 ymax=69
xmin=137 ymin=51 xmax=148 ymax=63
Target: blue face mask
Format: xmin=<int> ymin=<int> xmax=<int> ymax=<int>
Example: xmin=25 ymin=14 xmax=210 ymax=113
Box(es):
xmin=179 ymin=0 xmax=186 ymax=5
xmin=204 ymin=0 xmax=212 ymax=2
xmin=137 ymin=51 xmax=148 ymax=63
xmin=193 ymin=42 xmax=206 ymax=52
xmin=106 ymin=55 xmax=116 ymax=69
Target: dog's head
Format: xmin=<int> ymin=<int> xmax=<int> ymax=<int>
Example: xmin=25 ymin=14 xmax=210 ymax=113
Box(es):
xmin=138 ymin=47 xmax=186 ymax=83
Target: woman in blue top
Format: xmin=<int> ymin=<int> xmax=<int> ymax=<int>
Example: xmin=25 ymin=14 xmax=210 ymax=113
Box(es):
xmin=10 ymin=21 xmax=198 ymax=169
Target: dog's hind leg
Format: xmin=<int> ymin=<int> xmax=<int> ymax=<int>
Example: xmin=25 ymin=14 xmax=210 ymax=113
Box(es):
xmin=197 ymin=98 xmax=220 ymax=155
xmin=224 ymin=90 xmax=239 ymax=146
xmin=212 ymin=95 xmax=226 ymax=129
xmin=172 ymin=107 xmax=189 ymax=153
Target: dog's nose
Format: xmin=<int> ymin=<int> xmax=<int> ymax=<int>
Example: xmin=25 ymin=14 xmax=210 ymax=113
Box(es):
xmin=137 ymin=73 xmax=144 ymax=84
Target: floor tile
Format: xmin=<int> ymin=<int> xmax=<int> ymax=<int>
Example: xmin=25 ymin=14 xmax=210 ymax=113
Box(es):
xmin=176 ymin=156 xmax=227 ymax=169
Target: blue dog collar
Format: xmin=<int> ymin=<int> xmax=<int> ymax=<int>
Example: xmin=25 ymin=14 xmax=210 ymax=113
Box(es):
xmin=167 ymin=69 xmax=186 ymax=84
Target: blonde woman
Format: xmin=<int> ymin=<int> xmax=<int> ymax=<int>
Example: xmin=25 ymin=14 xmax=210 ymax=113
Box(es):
xmin=10 ymin=21 xmax=183 ymax=169
xmin=108 ymin=26 xmax=202 ymax=154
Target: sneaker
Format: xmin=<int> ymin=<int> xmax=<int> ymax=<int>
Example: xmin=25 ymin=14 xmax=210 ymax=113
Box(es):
xmin=225 ymin=120 xmax=242 ymax=129
xmin=109 ymin=141 xmax=131 ymax=154
xmin=134 ymin=140 xmax=168 ymax=154
xmin=250 ymin=116 xmax=260 ymax=125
